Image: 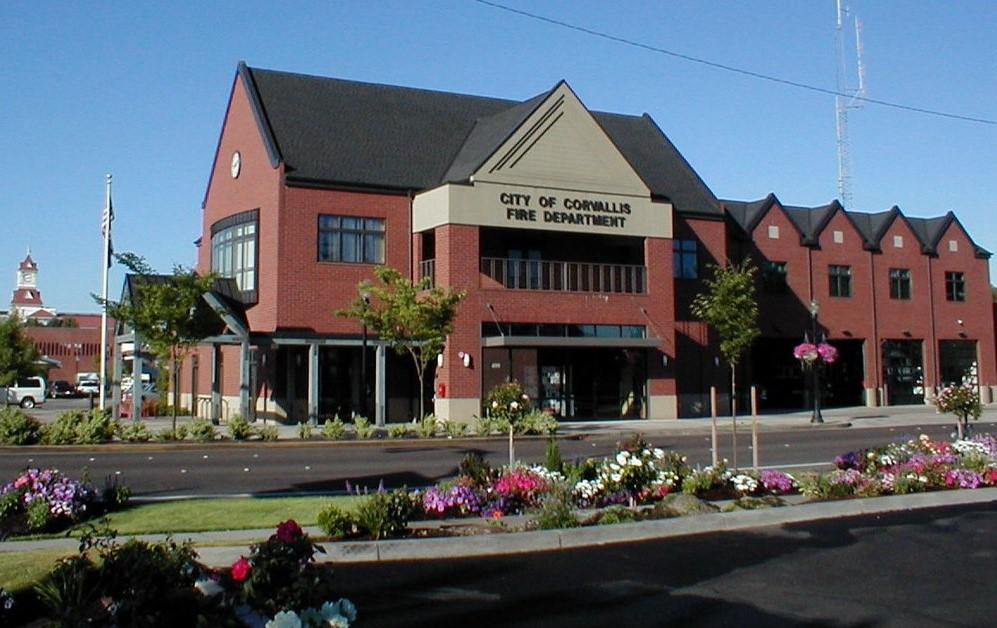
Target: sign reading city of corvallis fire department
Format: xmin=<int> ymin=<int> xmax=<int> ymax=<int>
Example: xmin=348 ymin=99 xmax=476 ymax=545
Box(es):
xmin=412 ymin=183 xmax=670 ymax=238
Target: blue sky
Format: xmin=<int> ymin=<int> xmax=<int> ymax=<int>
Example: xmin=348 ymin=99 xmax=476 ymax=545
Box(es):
xmin=2 ymin=0 xmax=994 ymax=312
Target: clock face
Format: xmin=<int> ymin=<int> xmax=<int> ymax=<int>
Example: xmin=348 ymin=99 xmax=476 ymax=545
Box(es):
xmin=230 ymin=151 xmax=241 ymax=179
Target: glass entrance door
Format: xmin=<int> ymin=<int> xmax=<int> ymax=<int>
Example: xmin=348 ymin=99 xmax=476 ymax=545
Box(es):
xmin=882 ymin=340 xmax=924 ymax=405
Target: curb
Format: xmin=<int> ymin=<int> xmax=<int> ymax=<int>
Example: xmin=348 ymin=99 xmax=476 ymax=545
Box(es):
xmin=188 ymin=487 xmax=997 ymax=567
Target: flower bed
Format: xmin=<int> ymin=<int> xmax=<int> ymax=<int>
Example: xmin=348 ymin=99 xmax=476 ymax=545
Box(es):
xmin=0 ymin=468 xmax=130 ymax=538
xmin=317 ymin=432 xmax=997 ymax=540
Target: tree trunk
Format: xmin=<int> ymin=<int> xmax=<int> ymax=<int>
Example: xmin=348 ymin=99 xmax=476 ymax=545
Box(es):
xmin=171 ymin=355 xmax=178 ymax=435
xmin=730 ymin=364 xmax=738 ymax=471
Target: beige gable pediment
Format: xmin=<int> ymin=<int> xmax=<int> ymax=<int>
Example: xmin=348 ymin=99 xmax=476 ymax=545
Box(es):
xmin=473 ymin=83 xmax=649 ymax=196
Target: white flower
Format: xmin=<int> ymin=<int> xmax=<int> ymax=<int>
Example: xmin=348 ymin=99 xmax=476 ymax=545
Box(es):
xmin=194 ymin=577 xmax=224 ymax=597
xmin=616 ymin=452 xmax=628 ymax=465
xmin=609 ymin=463 xmax=621 ymax=471
xmin=491 ymin=401 xmax=499 ymax=408
xmin=652 ymin=448 xmax=664 ymax=459
xmin=610 ymin=473 xmax=622 ymax=483
xmin=266 ymin=610 xmax=303 ymax=628
xmin=330 ymin=598 xmax=357 ymax=622
xmin=510 ymin=401 xmax=519 ymax=410
xmin=631 ymin=458 xmax=643 ymax=467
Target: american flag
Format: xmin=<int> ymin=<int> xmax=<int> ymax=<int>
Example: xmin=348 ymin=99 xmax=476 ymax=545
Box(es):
xmin=102 ymin=191 xmax=114 ymax=265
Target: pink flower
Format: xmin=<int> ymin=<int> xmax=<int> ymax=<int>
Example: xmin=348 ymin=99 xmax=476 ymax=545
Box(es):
xmin=817 ymin=343 xmax=838 ymax=364
xmin=230 ymin=557 xmax=252 ymax=582
xmin=793 ymin=343 xmax=819 ymax=363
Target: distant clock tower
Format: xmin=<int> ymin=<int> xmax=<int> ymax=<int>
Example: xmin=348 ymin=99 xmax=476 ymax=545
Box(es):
xmin=10 ymin=250 xmax=55 ymax=322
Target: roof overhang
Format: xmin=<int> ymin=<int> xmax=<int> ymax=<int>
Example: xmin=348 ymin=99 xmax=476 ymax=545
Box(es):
xmin=482 ymin=336 xmax=661 ymax=349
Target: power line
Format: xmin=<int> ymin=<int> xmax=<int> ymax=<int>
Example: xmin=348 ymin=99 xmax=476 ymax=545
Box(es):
xmin=473 ymin=0 xmax=996 ymax=126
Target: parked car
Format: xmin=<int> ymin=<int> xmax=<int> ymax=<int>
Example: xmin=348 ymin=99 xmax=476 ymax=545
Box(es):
xmin=49 ymin=379 xmax=79 ymax=399
xmin=76 ymin=379 xmax=100 ymax=396
xmin=5 ymin=376 xmax=47 ymax=409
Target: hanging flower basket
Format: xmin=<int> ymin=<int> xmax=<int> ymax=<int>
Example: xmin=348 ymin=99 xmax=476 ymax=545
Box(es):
xmin=794 ymin=342 xmax=837 ymax=367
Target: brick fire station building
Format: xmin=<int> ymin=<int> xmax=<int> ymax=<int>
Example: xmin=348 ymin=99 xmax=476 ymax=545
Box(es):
xmin=182 ymin=63 xmax=995 ymax=424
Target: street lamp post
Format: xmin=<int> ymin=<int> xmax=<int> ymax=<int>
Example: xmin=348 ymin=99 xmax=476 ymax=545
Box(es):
xmin=360 ymin=291 xmax=370 ymax=419
xmin=809 ymin=299 xmax=824 ymax=424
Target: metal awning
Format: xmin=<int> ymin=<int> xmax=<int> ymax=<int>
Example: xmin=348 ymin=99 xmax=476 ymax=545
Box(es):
xmin=481 ymin=336 xmax=661 ymax=349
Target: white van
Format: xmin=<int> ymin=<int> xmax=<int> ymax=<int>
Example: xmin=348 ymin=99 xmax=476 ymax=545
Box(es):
xmin=5 ymin=376 xmax=47 ymax=409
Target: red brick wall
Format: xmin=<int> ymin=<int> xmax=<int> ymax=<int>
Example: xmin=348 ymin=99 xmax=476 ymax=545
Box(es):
xmin=748 ymin=203 xmax=814 ymax=336
xmin=277 ymin=187 xmax=411 ymax=333
xmin=200 ymin=75 xmax=283 ymax=333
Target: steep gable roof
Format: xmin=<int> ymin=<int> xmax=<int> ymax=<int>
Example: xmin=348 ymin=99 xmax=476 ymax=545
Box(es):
xmin=722 ymin=194 xmax=776 ymax=234
xmin=240 ymin=64 xmax=721 ymax=214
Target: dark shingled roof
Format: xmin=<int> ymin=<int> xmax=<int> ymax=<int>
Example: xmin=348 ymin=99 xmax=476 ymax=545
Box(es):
xmin=720 ymin=197 xmax=990 ymax=258
xmin=242 ymin=64 xmax=721 ymax=215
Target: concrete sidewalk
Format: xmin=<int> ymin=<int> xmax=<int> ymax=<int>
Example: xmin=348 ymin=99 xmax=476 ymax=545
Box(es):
xmin=125 ymin=403 xmax=997 ymax=441
xmin=4 ymin=487 xmax=995 ymax=568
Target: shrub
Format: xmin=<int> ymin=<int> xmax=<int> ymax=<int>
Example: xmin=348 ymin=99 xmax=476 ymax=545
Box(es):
xmin=485 ymin=381 xmax=531 ymax=428
xmin=472 ymin=415 xmax=499 ymax=436
xmin=298 ymin=421 xmax=314 ymax=440
xmin=532 ymin=482 xmax=579 ymax=530
xmin=354 ymin=490 xmax=417 ymax=540
xmin=238 ymin=520 xmax=337 ymax=618
xmin=317 ymin=504 xmax=359 ymax=538
xmin=26 ymin=497 xmax=54 ymax=531
xmin=118 ymin=421 xmax=152 ymax=443
xmin=323 ymin=416 xmax=346 ymax=440
xmin=155 ymin=424 xmax=188 ymax=441
xmin=681 ymin=464 xmax=732 ymax=497
xmin=544 ymin=438 xmax=564 ymax=474
xmin=0 ymin=407 xmax=42 ymax=445
xmin=457 ymin=452 xmax=496 ymax=488
xmin=257 ymin=425 xmax=279 ymax=441
xmin=227 ymin=414 xmax=253 ymax=441
xmin=187 ymin=418 xmax=217 ymax=442
xmin=41 ymin=410 xmax=86 ymax=445
xmin=595 ymin=505 xmax=638 ymax=525
xmin=443 ymin=419 xmax=468 ymax=438
xmin=35 ymin=532 xmax=206 ymax=626
xmin=353 ymin=416 xmax=376 ymax=440
xmin=519 ymin=409 xmax=559 ymax=436
xmin=416 ymin=414 xmax=439 ymax=438
xmin=388 ymin=424 xmax=411 ymax=439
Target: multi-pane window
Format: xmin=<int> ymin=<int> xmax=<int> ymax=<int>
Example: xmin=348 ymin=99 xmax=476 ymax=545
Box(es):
xmin=673 ymin=240 xmax=698 ymax=279
xmin=945 ymin=271 xmax=966 ymax=302
xmin=318 ymin=215 xmax=385 ymax=264
xmin=762 ymin=261 xmax=788 ymax=293
xmin=211 ymin=211 xmax=257 ymax=297
xmin=829 ymin=265 xmax=852 ymax=298
xmin=889 ymin=268 xmax=911 ymax=300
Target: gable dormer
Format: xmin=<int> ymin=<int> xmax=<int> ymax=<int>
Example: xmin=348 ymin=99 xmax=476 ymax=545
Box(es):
xmin=470 ymin=82 xmax=650 ymax=196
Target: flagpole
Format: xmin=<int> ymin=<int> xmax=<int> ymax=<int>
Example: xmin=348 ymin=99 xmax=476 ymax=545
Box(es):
xmin=99 ymin=174 xmax=112 ymax=410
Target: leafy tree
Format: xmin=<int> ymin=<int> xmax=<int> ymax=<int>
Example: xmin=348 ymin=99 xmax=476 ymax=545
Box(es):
xmin=98 ymin=253 xmax=216 ymax=432
xmin=337 ymin=266 xmax=465 ymax=419
xmin=0 ymin=315 xmax=41 ymax=387
xmin=691 ymin=260 xmax=760 ymax=468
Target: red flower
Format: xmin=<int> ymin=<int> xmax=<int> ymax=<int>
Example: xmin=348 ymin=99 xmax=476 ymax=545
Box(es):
xmin=231 ymin=557 xmax=252 ymax=582
xmin=275 ymin=519 xmax=303 ymax=543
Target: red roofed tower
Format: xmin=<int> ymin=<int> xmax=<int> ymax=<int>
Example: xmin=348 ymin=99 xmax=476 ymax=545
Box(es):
xmin=11 ymin=250 xmax=55 ymax=322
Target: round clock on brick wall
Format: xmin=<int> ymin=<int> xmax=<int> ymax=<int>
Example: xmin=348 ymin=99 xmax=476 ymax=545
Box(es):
xmin=230 ymin=151 xmax=241 ymax=179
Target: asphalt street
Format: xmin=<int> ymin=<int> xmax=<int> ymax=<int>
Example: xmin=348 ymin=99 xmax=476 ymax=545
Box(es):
xmin=331 ymin=501 xmax=997 ymax=628
xmin=0 ymin=421 xmax=968 ymax=497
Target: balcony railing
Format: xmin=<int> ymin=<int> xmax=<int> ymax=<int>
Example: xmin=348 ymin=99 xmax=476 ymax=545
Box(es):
xmin=481 ymin=257 xmax=646 ymax=294
xmin=419 ymin=259 xmax=436 ymax=288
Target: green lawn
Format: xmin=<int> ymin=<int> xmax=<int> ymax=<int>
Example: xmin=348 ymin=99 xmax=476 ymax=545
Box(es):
xmin=0 ymin=496 xmax=361 ymax=592
xmin=90 ymin=495 xmax=360 ymax=535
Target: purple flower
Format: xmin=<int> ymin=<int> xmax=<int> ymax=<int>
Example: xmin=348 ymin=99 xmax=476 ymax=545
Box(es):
xmin=834 ymin=451 xmax=860 ymax=470
xmin=759 ymin=470 xmax=796 ymax=494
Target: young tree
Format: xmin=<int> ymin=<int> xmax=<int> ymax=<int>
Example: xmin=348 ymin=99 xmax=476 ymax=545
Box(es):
xmin=690 ymin=260 xmax=760 ymax=469
xmin=0 ymin=315 xmax=41 ymax=387
xmin=337 ymin=266 xmax=465 ymax=420
xmin=99 ymin=253 xmax=216 ymax=432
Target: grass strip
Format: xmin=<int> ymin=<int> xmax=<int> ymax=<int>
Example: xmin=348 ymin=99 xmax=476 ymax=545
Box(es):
xmin=0 ymin=549 xmax=75 ymax=592
xmin=87 ymin=495 xmax=360 ymax=535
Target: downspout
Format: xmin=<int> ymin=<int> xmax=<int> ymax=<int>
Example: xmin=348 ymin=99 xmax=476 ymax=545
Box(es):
xmin=926 ymin=254 xmax=939 ymax=396
xmin=869 ymin=248 xmax=881 ymax=405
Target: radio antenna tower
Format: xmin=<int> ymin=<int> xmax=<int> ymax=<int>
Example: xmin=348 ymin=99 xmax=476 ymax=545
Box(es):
xmin=835 ymin=0 xmax=866 ymax=208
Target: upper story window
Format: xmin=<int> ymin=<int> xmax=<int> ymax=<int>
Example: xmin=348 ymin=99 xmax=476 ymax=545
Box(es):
xmin=762 ymin=261 xmax=788 ymax=293
xmin=889 ymin=268 xmax=911 ymax=300
xmin=767 ymin=225 xmax=779 ymax=239
xmin=318 ymin=215 xmax=385 ymax=264
xmin=673 ymin=240 xmax=698 ymax=279
xmin=829 ymin=265 xmax=852 ymax=298
xmin=945 ymin=271 xmax=966 ymax=302
xmin=211 ymin=209 xmax=257 ymax=301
